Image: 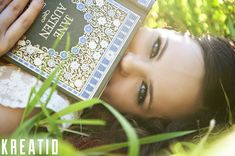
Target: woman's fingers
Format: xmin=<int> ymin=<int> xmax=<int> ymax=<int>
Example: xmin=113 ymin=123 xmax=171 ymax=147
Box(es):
xmin=0 ymin=0 xmax=12 ymax=13
xmin=5 ymin=0 xmax=44 ymax=52
xmin=0 ymin=0 xmax=30 ymax=31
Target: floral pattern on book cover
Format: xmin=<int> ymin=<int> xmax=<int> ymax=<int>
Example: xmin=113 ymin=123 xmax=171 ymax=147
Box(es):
xmin=11 ymin=0 xmax=127 ymax=93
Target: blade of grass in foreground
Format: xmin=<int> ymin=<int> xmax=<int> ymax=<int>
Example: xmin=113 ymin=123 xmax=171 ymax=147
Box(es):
xmin=54 ymin=119 xmax=106 ymax=126
xmin=21 ymin=67 xmax=60 ymax=123
xmin=39 ymin=68 xmax=63 ymax=137
xmin=190 ymin=120 xmax=215 ymax=156
xmin=220 ymin=80 xmax=233 ymax=125
xmin=40 ymin=99 xmax=102 ymax=121
xmin=59 ymin=128 xmax=90 ymax=137
xmin=41 ymin=99 xmax=139 ymax=156
xmin=39 ymin=119 xmax=106 ymax=126
xmin=22 ymin=31 xmax=66 ymax=121
xmin=83 ymin=130 xmax=196 ymax=155
xmin=57 ymin=139 xmax=86 ymax=156
xmin=20 ymin=33 xmax=64 ymax=124
xmin=102 ymin=103 xmax=139 ymax=156
xmin=11 ymin=112 xmax=45 ymax=138
xmin=17 ymin=67 xmax=61 ymax=137
xmin=169 ymin=141 xmax=196 ymax=156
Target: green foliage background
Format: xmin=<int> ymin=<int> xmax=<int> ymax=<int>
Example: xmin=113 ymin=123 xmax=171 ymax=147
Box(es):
xmin=145 ymin=0 xmax=235 ymax=40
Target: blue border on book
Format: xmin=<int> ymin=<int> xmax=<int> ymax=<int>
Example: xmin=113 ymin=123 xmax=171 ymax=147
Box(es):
xmin=80 ymin=0 xmax=140 ymax=100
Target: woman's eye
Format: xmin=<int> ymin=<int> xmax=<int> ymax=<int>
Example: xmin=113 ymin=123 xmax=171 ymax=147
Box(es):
xmin=150 ymin=37 xmax=162 ymax=59
xmin=138 ymin=81 xmax=148 ymax=106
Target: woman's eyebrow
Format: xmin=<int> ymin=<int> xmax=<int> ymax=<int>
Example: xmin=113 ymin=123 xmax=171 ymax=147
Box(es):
xmin=156 ymin=38 xmax=169 ymax=61
xmin=148 ymin=80 xmax=154 ymax=110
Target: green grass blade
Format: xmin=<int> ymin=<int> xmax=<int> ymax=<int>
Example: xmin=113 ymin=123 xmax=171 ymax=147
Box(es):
xmin=39 ymin=119 xmax=106 ymax=126
xmin=54 ymin=119 xmax=106 ymax=126
xmin=45 ymin=99 xmax=102 ymax=120
xmin=65 ymin=32 xmax=71 ymax=51
xmin=190 ymin=120 xmax=216 ymax=156
xmin=40 ymin=103 xmax=62 ymax=137
xmin=11 ymin=112 xmax=45 ymax=138
xmin=102 ymin=103 xmax=139 ymax=156
xmin=52 ymin=35 xmax=63 ymax=50
xmin=83 ymin=130 xmax=196 ymax=154
xmin=139 ymin=130 xmax=196 ymax=145
xmin=59 ymin=128 xmax=90 ymax=137
xmin=38 ymin=126 xmax=90 ymax=137
xmin=39 ymin=69 xmax=62 ymax=137
xmin=50 ymin=99 xmax=139 ymax=155
xmin=220 ymin=80 xmax=233 ymax=125
xmin=227 ymin=17 xmax=235 ymax=40
xmin=22 ymin=67 xmax=60 ymax=119
xmin=57 ymin=139 xmax=86 ymax=156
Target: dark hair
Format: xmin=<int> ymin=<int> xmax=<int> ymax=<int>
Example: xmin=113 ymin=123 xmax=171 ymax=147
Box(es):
xmin=198 ymin=37 xmax=235 ymax=124
xmin=65 ymin=36 xmax=235 ymax=155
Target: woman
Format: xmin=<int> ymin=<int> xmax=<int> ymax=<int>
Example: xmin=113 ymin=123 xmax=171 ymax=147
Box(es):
xmin=0 ymin=0 xmax=234 ymax=153
xmin=66 ymin=28 xmax=235 ymax=155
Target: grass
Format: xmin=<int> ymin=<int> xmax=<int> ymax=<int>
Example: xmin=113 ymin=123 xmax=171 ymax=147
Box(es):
xmin=4 ymin=77 xmax=198 ymax=155
xmin=6 ymin=71 xmax=197 ymax=155
xmin=5 ymin=59 xmax=234 ymax=155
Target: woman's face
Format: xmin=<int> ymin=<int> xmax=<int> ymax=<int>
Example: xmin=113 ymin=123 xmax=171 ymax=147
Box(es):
xmin=101 ymin=27 xmax=205 ymax=119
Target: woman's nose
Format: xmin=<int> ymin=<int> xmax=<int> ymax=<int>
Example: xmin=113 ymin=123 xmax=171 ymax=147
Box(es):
xmin=119 ymin=52 xmax=150 ymax=77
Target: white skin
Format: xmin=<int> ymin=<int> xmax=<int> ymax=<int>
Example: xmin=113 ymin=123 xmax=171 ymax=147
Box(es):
xmin=0 ymin=0 xmax=205 ymax=136
xmin=101 ymin=27 xmax=205 ymax=119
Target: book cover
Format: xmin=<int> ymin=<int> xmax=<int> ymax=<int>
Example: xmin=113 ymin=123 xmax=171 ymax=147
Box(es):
xmin=5 ymin=0 xmax=155 ymax=101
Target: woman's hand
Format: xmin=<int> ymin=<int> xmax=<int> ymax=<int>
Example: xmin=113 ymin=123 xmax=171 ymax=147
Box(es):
xmin=0 ymin=0 xmax=44 ymax=56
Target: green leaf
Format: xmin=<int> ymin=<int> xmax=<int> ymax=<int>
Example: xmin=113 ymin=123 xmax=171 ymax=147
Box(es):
xmin=46 ymin=99 xmax=102 ymax=120
xmin=83 ymin=130 xmax=196 ymax=155
xmin=227 ymin=17 xmax=235 ymax=40
xmin=220 ymin=80 xmax=233 ymax=125
xmin=12 ymin=112 xmax=45 ymax=138
xmin=21 ymin=67 xmax=60 ymax=121
xmin=102 ymin=103 xmax=139 ymax=156
xmin=40 ymin=119 xmax=106 ymax=126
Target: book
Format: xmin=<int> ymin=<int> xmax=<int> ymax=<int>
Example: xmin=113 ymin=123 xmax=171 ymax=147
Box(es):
xmin=5 ymin=0 xmax=155 ymax=101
